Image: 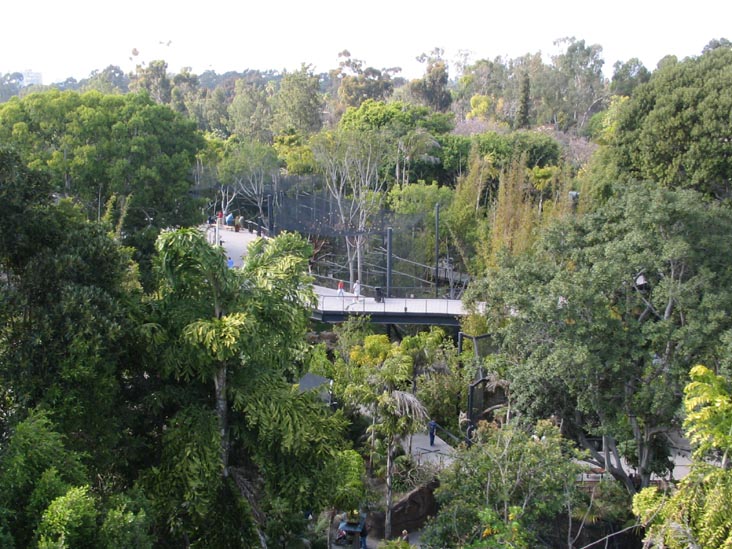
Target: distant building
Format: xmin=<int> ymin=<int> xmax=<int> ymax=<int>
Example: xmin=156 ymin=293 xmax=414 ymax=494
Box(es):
xmin=22 ymin=70 xmax=43 ymax=87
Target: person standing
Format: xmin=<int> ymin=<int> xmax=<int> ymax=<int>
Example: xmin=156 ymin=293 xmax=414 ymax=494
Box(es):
xmin=352 ymin=280 xmax=361 ymax=302
xmin=337 ymin=280 xmax=345 ymax=297
xmin=428 ymin=419 xmax=438 ymax=446
xmin=400 ymin=529 xmax=409 ymax=542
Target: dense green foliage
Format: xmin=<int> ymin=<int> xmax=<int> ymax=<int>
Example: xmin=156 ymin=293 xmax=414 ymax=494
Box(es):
xmin=0 ymin=411 xmax=88 ymax=547
xmin=611 ymin=46 xmax=732 ymax=198
xmin=422 ymin=420 xmax=585 ymax=548
xmin=0 ymin=91 xmax=203 ymax=231
xmin=0 ymin=91 xmax=205 ymax=287
xmin=2 ymin=37 xmax=732 ymax=549
xmin=468 ymin=182 xmax=732 ymax=491
xmin=0 ymin=147 xmax=140 ymax=476
xmin=0 ymin=154 xmax=352 ymax=545
xmin=633 ymin=365 xmax=732 ymax=548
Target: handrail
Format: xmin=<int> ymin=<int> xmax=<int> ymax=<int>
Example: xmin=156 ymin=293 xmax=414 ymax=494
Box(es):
xmin=315 ymin=293 xmax=467 ymax=316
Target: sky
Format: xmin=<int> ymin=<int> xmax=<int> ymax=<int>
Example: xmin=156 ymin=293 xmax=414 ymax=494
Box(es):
xmin=3 ymin=0 xmax=730 ymax=85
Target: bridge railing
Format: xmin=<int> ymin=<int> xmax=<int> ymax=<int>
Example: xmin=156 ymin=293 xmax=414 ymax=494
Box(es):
xmin=316 ymin=294 xmax=467 ymax=316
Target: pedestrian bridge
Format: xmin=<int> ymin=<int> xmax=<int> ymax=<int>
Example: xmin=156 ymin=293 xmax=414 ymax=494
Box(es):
xmin=212 ymin=226 xmax=475 ymax=327
xmin=312 ymin=285 xmax=472 ymax=327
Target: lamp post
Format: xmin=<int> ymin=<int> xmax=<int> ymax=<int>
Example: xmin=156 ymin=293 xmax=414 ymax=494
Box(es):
xmin=434 ymin=203 xmax=440 ymax=298
xmin=386 ymin=227 xmax=392 ymax=298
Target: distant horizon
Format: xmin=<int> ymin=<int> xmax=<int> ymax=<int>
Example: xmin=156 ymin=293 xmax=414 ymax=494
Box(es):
xmin=4 ymin=0 xmax=730 ymax=85
xmin=10 ymin=37 xmax=720 ymax=89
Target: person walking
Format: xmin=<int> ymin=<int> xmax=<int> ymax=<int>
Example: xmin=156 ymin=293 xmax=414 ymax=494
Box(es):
xmin=428 ymin=419 xmax=438 ymax=446
xmin=352 ymin=280 xmax=361 ymax=302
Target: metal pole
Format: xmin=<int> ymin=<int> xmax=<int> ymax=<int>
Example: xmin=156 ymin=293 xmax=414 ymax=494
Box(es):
xmin=266 ymin=194 xmax=273 ymax=235
xmin=435 ymin=203 xmax=440 ymax=298
xmin=386 ymin=227 xmax=393 ymax=298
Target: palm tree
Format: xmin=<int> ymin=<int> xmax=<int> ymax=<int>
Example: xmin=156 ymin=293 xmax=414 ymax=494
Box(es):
xmin=347 ymin=335 xmax=429 ymax=539
xmin=378 ymin=389 xmax=428 ymax=539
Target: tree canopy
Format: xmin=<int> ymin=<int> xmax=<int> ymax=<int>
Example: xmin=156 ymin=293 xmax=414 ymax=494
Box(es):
xmin=3 ymin=32 xmax=732 ymax=549
xmin=468 ymin=182 xmax=732 ymax=491
xmin=610 ymin=45 xmax=732 ymax=198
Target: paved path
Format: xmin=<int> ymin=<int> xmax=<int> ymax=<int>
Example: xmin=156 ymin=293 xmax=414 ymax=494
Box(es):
xmin=404 ymin=431 xmax=455 ymax=468
xmin=204 ymin=224 xmax=259 ymax=268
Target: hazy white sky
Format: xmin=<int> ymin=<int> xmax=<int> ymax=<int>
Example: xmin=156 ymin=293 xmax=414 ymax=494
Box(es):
xmin=3 ymin=0 xmax=729 ymax=85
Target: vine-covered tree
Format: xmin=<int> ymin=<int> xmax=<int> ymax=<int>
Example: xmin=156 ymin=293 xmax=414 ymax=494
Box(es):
xmin=515 ymin=71 xmax=531 ymax=129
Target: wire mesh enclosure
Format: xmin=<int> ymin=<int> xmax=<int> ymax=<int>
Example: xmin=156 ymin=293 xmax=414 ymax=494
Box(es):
xmin=201 ymin=174 xmax=469 ymax=299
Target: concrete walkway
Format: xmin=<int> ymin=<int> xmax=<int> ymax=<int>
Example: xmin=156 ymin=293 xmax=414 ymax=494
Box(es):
xmin=204 ymin=224 xmax=260 ymax=267
xmin=404 ymin=431 xmax=455 ymax=468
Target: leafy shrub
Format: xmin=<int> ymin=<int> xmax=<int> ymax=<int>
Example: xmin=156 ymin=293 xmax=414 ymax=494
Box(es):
xmin=36 ymin=485 xmax=97 ymax=548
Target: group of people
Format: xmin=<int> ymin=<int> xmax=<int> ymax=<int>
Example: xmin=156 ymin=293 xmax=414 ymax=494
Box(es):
xmin=337 ymin=279 xmax=360 ymax=301
xmin=208 ymin=211 xmax=246 ymax=232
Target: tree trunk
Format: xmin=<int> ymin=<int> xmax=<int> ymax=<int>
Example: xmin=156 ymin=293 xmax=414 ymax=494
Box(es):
xmin=385 ymin=437 xmax=394 ymax=540
xmin=356 ymin=234 xmax=364 ymax=285
xmin=327 ymin=508 xmax=335 ymax=549
xmin=346 ymin=237 xmax=356 ymax=285
xmin=212 ymin=295 xmax=230 ymax=478
xmin=214 ymin=364 xmax=229 ymax=476
xmin=368 ymin=412 xmax=377 ymax=474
